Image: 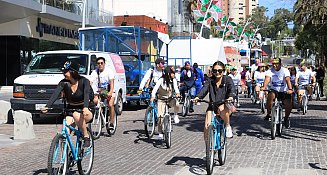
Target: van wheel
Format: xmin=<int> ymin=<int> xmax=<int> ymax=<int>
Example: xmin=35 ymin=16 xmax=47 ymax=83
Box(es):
xmin=115 ymin=92 xmax=123 ymax=115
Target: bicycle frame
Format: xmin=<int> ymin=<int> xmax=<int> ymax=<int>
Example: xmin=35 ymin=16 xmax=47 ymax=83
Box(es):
xmin=149 ymin=101 xmax=159 ymax=124
xmin=61 ymin=119 xmax=82 ymax=162
xmin=272 ymin=98 xmax=283 ymax=124
xmin=210 ymin=113 xmax=225 ymax=150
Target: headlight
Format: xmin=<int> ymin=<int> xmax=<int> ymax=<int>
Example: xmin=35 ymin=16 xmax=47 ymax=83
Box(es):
xmin=14 ymin=84 xmax=24 ymax=92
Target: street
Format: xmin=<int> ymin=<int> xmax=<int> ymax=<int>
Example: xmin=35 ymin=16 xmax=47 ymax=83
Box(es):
xmin=0 ymin=97 xmax=326 ymax=175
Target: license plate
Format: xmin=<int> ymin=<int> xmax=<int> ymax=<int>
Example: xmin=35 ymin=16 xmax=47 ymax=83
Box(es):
xmin=35 ymin=104 xmax=46 ymax=110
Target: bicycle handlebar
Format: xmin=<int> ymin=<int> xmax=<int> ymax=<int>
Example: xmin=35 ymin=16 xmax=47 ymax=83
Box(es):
xmin=195 ymin=99 xmax=232 ymax=106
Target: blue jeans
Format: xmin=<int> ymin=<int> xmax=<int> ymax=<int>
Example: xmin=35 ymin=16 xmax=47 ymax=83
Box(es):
xmin=246 ymin=81 xmax=252 ymax=97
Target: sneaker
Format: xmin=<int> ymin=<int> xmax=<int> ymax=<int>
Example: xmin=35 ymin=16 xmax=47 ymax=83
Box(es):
xmin=158 ymin=133 xmax=164 ymax=140
xmin=237 ymin=103 xmax=240 ymax=107
xmin=256 ymin=101 xmax=260 ymax=104
xmin=284 ymin=118 xmax=290 ymax=129
xmin=109 ymin=123 xmax=114 ymax=129
xmin=189 ymin=108 xmax=194 ymax=113
xmin=264 ymin=114 xmax=271 ymax=121
xmin=83 ymin=137 xmax=91 ymax=148
xmin=226 ymin=126 xmax=233 ymax=138
xmin=173 ymin=115 xmax=180 ymax=124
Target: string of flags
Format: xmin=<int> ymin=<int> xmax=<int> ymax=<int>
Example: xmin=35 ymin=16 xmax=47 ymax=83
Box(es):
xmin=192 ymin=0 xmax=260 ymax=44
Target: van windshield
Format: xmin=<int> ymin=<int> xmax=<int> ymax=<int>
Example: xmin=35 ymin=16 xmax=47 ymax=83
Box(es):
xmin=25 ymin=53 xmax=88 ymax=74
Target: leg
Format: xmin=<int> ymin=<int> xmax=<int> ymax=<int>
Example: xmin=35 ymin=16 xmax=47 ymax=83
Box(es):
xmin=255 ymin=85 xmax=260 ymax=100
xmin=219 ymin=104 xmax=233 ymax=138
xmin=170 ymin=99 xmax=180 ymax=124
xmin=157 ymin=100 xmax=165 ymax=134
xmin=297 ymin=89 xmax=305 ymax=106
xmin=283 ymin=94 xmax=292 ymax=128
xmin=72 ymin=110 xmax=92 ymax=138
xmin=189 ymin=87 xmax=196 ymax=111
xmin=204 ymin=110 xmax=213 ymax=142
xmin=108 ymin=95 xmax=115 ymax=125
xmin=318 ymin=79 xmax=324 ymax=96
xmin=266 ymin=91 xmax=276 ymax=116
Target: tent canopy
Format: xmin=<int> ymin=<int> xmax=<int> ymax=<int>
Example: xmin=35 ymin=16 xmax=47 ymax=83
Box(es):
xmin=160 ymin=38 xmax=227 ymax=66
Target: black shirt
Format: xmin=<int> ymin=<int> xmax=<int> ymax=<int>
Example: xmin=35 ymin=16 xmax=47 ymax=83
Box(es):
xmin=46 ymin=77 xmax=92 ymax=108
xmin=196 ymin=75 xmax=236 ymax=102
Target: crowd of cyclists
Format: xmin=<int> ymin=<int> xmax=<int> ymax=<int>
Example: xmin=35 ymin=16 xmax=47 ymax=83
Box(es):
xmin=41 ymin=56 xmax=325 ymax=174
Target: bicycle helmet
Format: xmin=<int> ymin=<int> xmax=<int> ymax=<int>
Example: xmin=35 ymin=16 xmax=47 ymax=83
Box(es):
xmin=62 ymin=60 xmax=80 ymax=72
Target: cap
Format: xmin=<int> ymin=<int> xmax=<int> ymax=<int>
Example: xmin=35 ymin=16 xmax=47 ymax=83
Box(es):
xmin=272 ymin=58 xmax=281 ymax=64
xmin=193 ymin=63 xmax=198 ymax=68
xmin=155 ymin=58 xmax=165 ymax=64
xmin=164 ymin=66 xmax=175 ymax=74
xmin=62 ymin=60 xmax=80 ymax=72
xmin=184 ymin=61 xmax=191 ymax=66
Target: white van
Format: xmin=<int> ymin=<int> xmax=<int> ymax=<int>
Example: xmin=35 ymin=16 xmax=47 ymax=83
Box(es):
xmin=10 ymin=50 xmax=126 ymax=117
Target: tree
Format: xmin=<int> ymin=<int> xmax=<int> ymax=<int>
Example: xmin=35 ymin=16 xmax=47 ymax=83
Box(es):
xmin=293 ymin=0 xmax=327 ymax=66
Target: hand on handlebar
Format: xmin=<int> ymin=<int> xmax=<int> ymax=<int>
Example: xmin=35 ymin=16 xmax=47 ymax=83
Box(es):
xmin=193 ymin=97 xmax=200 ymax=103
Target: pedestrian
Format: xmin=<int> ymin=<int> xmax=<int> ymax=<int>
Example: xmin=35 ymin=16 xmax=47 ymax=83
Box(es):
xmin=316 ymin=65 xmax=325 ymax=97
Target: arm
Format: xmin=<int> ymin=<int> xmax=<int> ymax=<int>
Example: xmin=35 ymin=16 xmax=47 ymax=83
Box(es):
xmin=90 ymin=70 xmax=98 ymax=94
xmin=226 ymin=76 xmax=236 ymax=99
xmin=139 ymin=69 xmax=152 ymax=90
xmin=151 ymin=78 xmax=162 ymax=99
xmin=108 ymin=79 xmax=114 ymax=95
xmin=173 ymin=79 xmax=180 ymax=95
xmin=83 ymin=78 xmax=91 ymax=108
xmin=196 ymin=80 xmax=209 ymax=99
xmin=262 ymin=75 xmax=271 ymax=90
xmin=46 ymin=81 xmax=64 ymax=108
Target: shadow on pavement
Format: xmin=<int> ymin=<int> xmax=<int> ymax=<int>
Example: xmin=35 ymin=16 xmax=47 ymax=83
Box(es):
xmin=308 ymin=163 xmax=327 ymax=170
xmin=123 ymin=129 xmax=164 ymax=148
xmin=166 ymin=156 xmax=207 ymax=175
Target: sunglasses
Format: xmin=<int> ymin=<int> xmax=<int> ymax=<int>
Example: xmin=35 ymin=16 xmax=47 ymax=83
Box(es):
xmin=212 ymin=69 xmax=225 ymax=74
xmin=97 ymin=62 xmax=104 ymax=65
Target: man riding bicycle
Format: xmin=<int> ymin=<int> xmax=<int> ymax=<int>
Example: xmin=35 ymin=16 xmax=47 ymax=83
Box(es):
xmin=194 ymin=61 xmax=236 ymax=139
xmin=139 ymin=58 xmax=165 ymax=91
xmin=180 ymin=61 xmax=196 ymax=113
xmin=150 ymin=66 xmax=180 ymax=140
xmin=90 ymin=57 xmax=115 ymax=128
xmin=228 ymin=67 xmax=241 ymax=107
xmin=261 ymin=58 xmax=293 ymax=128
xmin=295 ymin=62 xmax=316 ymax=107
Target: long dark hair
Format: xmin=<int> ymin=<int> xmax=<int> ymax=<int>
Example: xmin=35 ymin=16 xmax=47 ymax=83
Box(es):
xmin=212 ymin=61 xmax=225 ymax=70
xmin=163 ymin=66 xmax=174 ymax=88
xmin=70 ymin=70 xmax=81 ymax=80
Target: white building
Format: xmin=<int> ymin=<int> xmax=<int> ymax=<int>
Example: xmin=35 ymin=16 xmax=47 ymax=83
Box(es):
xmin=228 ymin=0 xmax=258 ymax=23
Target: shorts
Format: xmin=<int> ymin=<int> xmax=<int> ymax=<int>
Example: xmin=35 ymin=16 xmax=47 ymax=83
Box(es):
xmin=269 ymin=90 xmax=292 ymax=101
xmin=240 ymin=79 xmax=246 ymax=86
xmin=66 ymin=104 xmax=95 ymax=123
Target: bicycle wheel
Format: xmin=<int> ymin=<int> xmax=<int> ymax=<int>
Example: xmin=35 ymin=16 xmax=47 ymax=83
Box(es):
xmin=182 ymin=95 xmax=189 ymax=117
xmin=217 ymin=126 xmax=227 ymax=165
xmin=106 ymin=109 xmax=118 ymax=136
xmin=48 ymin=134 xmax=68 ymax=175
xmin=89 ymin=108 xmax=102 ymax=140
xmin=206 ymin=125 xmax=215 ymax=175
xmin=164 ymin=114 xmax=171 ymax=148
xmin=271 ymin=107 xmax=278 ymax=140
xmin=144 ymin=106 xmax=155 ymax=138
xmin=276 ymin=107 xmax=283 ymax=136
xmin=77 ymin=128 xmax=94 ymax=175
xmin=302 ymin=95 xmax=307 ymax=115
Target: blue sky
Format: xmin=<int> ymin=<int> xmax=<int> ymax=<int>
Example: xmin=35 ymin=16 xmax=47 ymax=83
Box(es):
xmin=259 ymin=0 xmax=296 ymax=17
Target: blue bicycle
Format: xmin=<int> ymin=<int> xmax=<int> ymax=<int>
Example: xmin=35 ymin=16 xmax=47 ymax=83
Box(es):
xmin=144 ymin=101 xmax=158 ymax=138
xmin=198 ymin=99 xmax=231 ymax=175
xmin=47 ymin=109 xmax=94 ymax=175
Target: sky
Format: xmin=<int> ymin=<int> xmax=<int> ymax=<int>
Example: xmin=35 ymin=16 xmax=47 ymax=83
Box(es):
xmin=259 ymin=0 xmax=296 ymax=17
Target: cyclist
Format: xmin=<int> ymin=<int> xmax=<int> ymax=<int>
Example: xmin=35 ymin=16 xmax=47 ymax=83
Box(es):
xmin=240 ymin=66 xmax=247 ymax=95
xmin=150 ymin=66 xmax=180 ymax=140
xmin=254 ymin=63 xmax=266 ymax=103
xmin=289 ymin=66 xmax=297 ymax=107
xmin=261 ymin=58 xmax=293 ymax=128
xmin=90 ymin=57 xmax=116 ymax=128
xmin=193 ymin=63 xmax=205 ymax=94
xmin=139 ymin=58 xmax=165 ymax=91
xmin=295 ymin=63 xmax=316 ymax=109
xmin=180 ymin=61 xmax=196 ymax=113
xmin=245 ymin=67 xmax=252 ymax=98
xmin=42 ymin=61 xmax=93 ymax=147
xmin=194 ymin=61 xmax=236 ymax=139
xmin=228 ymin=67 xmax=241 ymax=107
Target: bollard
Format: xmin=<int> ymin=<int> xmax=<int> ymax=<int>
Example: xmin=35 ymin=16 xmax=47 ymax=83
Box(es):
xmin=0 ymin=100 xmax=11 ymax=124
xmin=13 ymin=110 xmax=36 ymax=140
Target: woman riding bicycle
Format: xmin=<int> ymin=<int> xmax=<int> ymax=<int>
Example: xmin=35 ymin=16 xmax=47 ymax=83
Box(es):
xmin=150 ymin=66 xmax=180 ymax=140
xmin=194 ymin=61 xmax=236 ymax=139
xmin=254 ymin=63 xmax=267 ymax=103
xmin=42 ymin=61 xmax=93 ymax=147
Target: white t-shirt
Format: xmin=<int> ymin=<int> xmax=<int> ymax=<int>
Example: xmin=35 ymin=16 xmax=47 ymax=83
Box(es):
xmin=250 ymin=64 xmax=258 ymax=74
xmin=254 ymin=71 xmax=266 ymax=85
xmin=266 ymin=67 xmax=290 ymax=92
xmin=139 ymin=68 xmax=163 ymax=89
xmin=296 ymin=69 xmax=314 ymax=86
xmin=229 ymin=73 xmax=241 ymax=86
xmin=245 ymin=71 xmax=251 ymax=82
xmin=90 ymin=68 xmax=115 ymax=93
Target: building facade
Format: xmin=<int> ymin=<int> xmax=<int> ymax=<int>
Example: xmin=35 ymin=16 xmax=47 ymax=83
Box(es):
xmin=0 ymin=0 xmax=113 ymax=86
xmin=228 ymin=0 xmax=258 ymax=23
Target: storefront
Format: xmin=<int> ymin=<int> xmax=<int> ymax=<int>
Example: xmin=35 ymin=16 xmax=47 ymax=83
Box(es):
xmin=0 ymin=16 xmax=79 ymax=85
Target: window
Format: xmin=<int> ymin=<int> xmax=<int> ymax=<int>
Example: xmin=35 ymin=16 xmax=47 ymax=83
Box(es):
xmin=239 ymin=13 xmax=243 ymax=15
